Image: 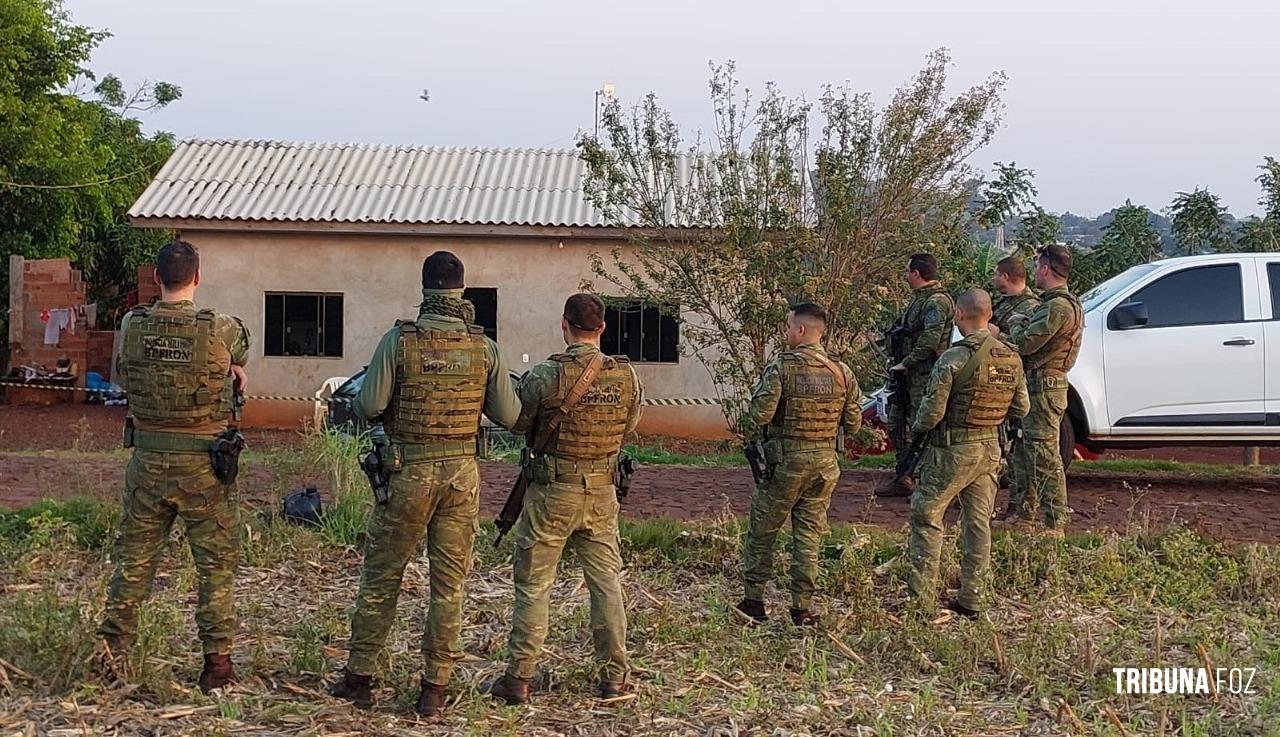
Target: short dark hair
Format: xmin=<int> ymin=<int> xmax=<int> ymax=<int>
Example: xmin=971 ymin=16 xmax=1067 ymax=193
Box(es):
xmin=422 ymin=251 xmax=465 ymax=289
xmin=1037 ymin=245 xmax=1072 ymax=278
xmin=156 ymin=240 xmax=200 ymax=287
xmin=996 ymin=255 xmax=1026 ymax=281
xmin=789 ymin=302 xmax=827 ymax=327
xmin=908 ymin=253 xmax=939 ymax=281
xmin=564 ymin=293 xmax=605 ymax=333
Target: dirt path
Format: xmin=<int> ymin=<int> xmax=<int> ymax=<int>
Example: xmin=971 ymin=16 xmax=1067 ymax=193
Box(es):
xmin=4 ymin=451 xmax=1278 ymax=544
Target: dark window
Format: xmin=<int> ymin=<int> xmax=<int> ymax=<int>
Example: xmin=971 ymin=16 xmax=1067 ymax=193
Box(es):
xmin=463 ymin=287 xmax=498 ymax=340
xmin=264 ymin=293 xmax=343 ymax=357
xmin=1268 ymin=263 xmax=1280 ymax=319
xmin=601 ymin=300 xmax=678 ymax=363
xmin=1119 ymin=264 xmax=1242 ymax=329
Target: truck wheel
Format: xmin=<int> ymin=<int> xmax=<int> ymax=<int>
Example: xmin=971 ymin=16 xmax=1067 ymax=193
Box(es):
xmin=1059 ymin=412 xmax=1075 ymax=471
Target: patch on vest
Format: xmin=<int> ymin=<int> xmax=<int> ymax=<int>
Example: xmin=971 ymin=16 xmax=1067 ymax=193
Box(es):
xmin=986 ymin=364 xmax=1017 ymax=386
xmin=793 ymin=374 xmax=836 ymax=395
xmin=142 ymin=335 xmax=194 ymax=363
xmin=581 ymin=385 xmax=623 ymax=406
xmin=420 ymin=350 xmax=473 ymax=374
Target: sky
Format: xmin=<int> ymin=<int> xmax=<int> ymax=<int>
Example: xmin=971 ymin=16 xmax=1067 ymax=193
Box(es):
xmin=65 ymin=0 xmax=1280 ymax=217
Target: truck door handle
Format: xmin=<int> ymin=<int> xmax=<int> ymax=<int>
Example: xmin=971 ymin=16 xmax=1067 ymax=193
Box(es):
xmin=1223 ymin=338 xmax=1255 ymax=346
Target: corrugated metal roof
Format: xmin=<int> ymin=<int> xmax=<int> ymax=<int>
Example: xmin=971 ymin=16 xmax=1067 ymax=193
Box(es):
xmin=128 ymin=139 xmax=678 ymax=228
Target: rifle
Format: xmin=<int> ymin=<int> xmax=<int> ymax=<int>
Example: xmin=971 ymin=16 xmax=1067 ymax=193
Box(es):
xmin=494 ymin=352 xmax=607 ymax=546
xmin=743 ymin=438 xmax=768 ymax=485
xmin=885 ymin=323 xmax=911 ymax=450
xmin=893 ymin=432 xmax=929 ymax=481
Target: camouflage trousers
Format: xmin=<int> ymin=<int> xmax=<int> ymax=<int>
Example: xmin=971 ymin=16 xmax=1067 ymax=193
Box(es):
xmin=346 ymin=457 xmax=479 ymax=685
xmin=1009 ymin=379 xmax=1069 ymax=531
xmin=887 ymin=369 xmax=932 ymax=452
xmin=507 ymin=477 xmax=627 ymax=684
xmin=908 ymin=439 xmax=1000 ymax=612
xmin=99 ymin=450 xmax=240 ymax=655
xmin=742 ymin=449 xmax=840 ymax=610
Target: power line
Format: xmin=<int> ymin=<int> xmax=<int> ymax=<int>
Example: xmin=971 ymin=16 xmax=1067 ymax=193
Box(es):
xmin=0 ymin=159 xmax=164 ymax=191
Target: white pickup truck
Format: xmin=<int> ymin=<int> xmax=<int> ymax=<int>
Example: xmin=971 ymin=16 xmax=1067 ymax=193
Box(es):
xmin=867 ymin=252 xmax=1280 ymax=467
xmin=1065 ymin=252 xmax=1280 ymax=459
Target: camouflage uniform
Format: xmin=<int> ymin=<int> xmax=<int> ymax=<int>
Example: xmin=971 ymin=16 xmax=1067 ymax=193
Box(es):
xmin=99 ymin=300 xmax=250 ymax=656
xmin=1001 ymin=287 xmax=1083 ymax=531
xmin=888 ymin=283 xmax=956 ymax=450
xmin=907 ymin=331 xmax=1028 ymax=611
xmin=741 ymin=343 xmax=862 ymax=611
xmin=991 ymin=289 xmax=1040 ymax=336
xmin=991 ymin=288 xmax=1040 ymax=493
xmin=344 ymin=289 xmax=521 ymax=685
xmin=505 ymin=343 xmax=642 ymax=685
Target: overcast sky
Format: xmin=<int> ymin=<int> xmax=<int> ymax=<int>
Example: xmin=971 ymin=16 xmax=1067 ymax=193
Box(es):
xmin=66 ymin=0 xmax=1278 ymax=217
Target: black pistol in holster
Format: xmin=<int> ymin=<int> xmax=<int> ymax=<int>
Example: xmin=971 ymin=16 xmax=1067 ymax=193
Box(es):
xmin=360 ymin=424 xmax=397 ymax=505
xmin=744 ymin=437 xmax=772 ymax=485
xmin=210 ymin=390 xmax=246 ymax=484
xmin=613 ymin=453 xmax=636 ymax=503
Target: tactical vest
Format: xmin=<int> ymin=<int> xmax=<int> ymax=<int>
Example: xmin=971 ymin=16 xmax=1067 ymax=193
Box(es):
xmin=993 ymin=291 xmax=1039 ymax=333
xmin=550 ymin=352 xmax=636 ymax=461
xmin=1024 ymin=290 xmax=1084 ymax=374
xmin=900 ymin=284 xmax=955 ymax=365
xmin=118 ymin=306 xmax=230 ymax=427
xmin=386 ymin=322 xmax=489 ymax=444
xmin=945 ymin=336 xmax=1022 ymax=428
xmin=771 ymin=348 xmax=848 ymax=442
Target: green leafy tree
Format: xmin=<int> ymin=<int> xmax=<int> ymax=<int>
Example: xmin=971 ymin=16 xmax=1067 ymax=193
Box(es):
xmin=1235 ymin=217 xmax=1277 ymax=252
xmin=580 ymin=50 xmax=1006 ymax=433
xmin=1095 ymin=200 xmax=1161 ymax=272
xmin=976 ymin=161 xmax=1036 ymax=250
xmin=1014 ymin=205 xmax=1061 ymax=253
xmin=0 ymin=0 xmax=180 ymax=344
xmin=1258 ymin=156 xmax=1280 ymax=221
xmin=1169 ymin=187 xmax=1230 ymax=255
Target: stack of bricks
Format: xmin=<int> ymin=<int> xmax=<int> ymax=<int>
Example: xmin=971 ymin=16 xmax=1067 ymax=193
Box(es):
xmin=6 ymin=257 xmax=89 ymax=404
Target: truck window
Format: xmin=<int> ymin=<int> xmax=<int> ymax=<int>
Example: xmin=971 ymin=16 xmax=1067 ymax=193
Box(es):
xmin=1122 ymin=264 xmax=1243 ymax=328
xmin=1268 ymin=263 xmax=1280 ymax=318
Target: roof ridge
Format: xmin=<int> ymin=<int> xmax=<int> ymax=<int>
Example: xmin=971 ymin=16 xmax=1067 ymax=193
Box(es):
xmin=180 ymin=138 xmax=582 ymax=157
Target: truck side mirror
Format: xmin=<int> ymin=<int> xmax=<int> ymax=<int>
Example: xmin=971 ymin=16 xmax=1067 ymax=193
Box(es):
xmin=1109 ymin=301 xmax=1149 ymax=330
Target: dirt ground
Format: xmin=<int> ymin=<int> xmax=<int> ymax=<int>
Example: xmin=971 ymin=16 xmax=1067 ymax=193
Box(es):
xmin=3 ymin=404 xmax=1280 ymax=543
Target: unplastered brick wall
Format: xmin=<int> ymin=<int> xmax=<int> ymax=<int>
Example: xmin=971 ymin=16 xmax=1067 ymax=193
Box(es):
xmin=137 ymin=265 xmax=160 ymax=305
xmin=7 ymin=256 xmax=89 ymax=379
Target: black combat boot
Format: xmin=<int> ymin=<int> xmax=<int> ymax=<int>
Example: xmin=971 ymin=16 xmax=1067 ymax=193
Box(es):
xmin=482 ymin=673 xmax=531 ymax=705
xmin=330 ymin=669 xmax=374 ymax=709
xmin=416 ymin=677 xmax=447 ymax=716
xmin=875 ymin=473 xmax=915 ymax=498
xmin=790 ymin=608 xmax=820 ymax=627
xmin=945 ymin=599 xmax=980 ymax=619
xmin=198 ymin=654 xmax=237 ymax=694
xmin=734 ymin=598 xmax=768 ymax=624
xmin=598 ymin=679 xmax=630 ymax=699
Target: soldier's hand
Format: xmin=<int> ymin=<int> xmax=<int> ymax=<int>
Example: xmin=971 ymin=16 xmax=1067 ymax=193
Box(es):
xmin=229 ymin=365 xmax=248 ymax=393
xmin=987 ymin=323 xmax=1001 ymax=336
xmin=889 ymin=363 xmax=906 ymax=373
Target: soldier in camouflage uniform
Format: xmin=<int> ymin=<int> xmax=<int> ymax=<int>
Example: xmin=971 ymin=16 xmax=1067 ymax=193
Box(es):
xmin=881 ymin=253 xmax=955 ymax=496
xmin=992 ymin=246 xmax=1084 ymax=537
xmin=485 ymin=294 xmax=643 ymax=705
xmin=735 ymin=303 xmax=863 ymax=626
xmin=907 ymin=289 xmax=1028 ymax=616
xmin=990 ymin=256 xmax=1040 ymax=517
xmin=331 ymin=252 xmax=521 ymax=716
xmin=98 ymin=241 xmax=250 ymax=693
